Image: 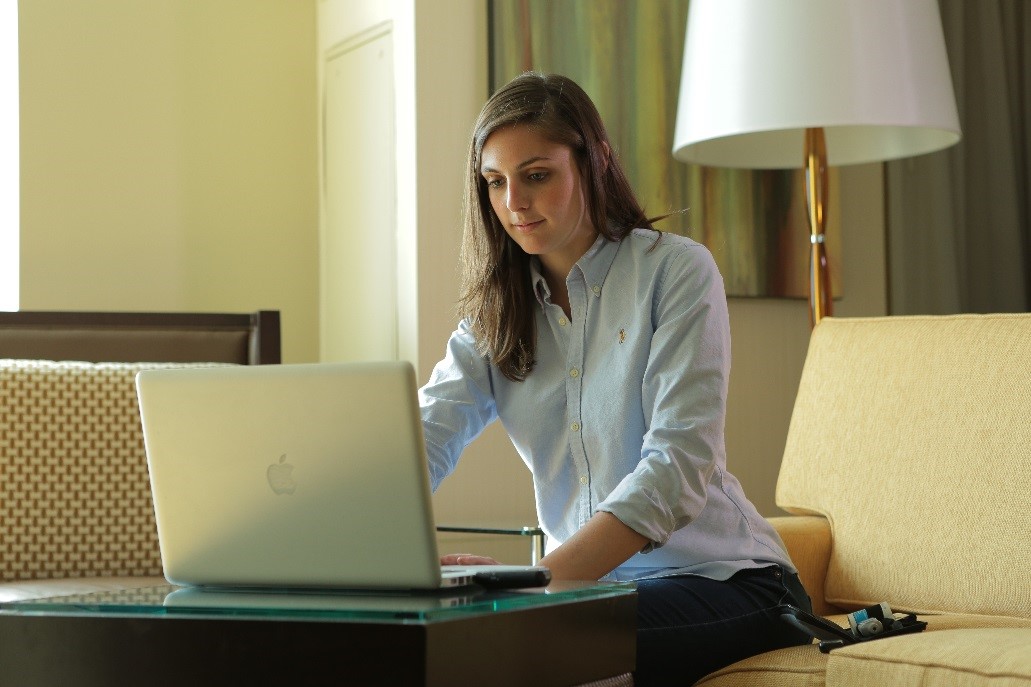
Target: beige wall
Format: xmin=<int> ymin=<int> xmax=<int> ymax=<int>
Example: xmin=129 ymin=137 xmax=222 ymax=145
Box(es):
xmin=18 ymin=0 xmax=320 ymax=363
xmin=726 ymin=163 xmax=888 ymax=516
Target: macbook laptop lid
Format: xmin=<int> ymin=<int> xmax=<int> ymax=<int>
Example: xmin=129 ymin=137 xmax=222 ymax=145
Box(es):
xmin=136 ymin=361 xmax=474 ymax=591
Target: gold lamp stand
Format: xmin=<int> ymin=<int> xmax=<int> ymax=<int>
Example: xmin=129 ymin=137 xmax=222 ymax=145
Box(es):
xmin=804 ymin=127 xmax=832 ymax=328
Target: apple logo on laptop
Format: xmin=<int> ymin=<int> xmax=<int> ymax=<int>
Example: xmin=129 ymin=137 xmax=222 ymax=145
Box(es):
xmin=267 ymin=454 xmax=296 ymax=495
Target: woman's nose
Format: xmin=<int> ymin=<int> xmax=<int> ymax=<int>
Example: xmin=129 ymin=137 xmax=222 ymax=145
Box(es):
xmin=506 ymin=182 xmax=529 ymax=211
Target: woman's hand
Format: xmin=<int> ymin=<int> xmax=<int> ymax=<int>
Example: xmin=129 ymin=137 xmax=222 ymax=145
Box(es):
xmin=440 ymin=553 xmax=501 ymax=566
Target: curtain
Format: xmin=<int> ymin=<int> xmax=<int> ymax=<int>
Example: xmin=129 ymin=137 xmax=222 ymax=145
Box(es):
xmin=886 ymin=0 xmax=1030 ymax=314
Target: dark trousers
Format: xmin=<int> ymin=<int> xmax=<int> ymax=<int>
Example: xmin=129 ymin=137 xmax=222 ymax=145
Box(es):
xmin=633 ymin=565 xmax=813 ymax=686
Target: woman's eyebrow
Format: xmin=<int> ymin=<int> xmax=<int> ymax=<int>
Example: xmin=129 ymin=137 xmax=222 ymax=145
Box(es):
xmin=481 ymin=156 xmax=551 ymax=174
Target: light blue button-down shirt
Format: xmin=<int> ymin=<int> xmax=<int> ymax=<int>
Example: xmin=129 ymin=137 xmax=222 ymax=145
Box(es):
xmin=419 ymin=229 xmax=794 ymax=581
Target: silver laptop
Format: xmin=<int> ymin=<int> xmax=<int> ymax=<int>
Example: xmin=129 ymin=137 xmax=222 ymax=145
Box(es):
xmin=135 ymin=361 xmax=545 ymax=592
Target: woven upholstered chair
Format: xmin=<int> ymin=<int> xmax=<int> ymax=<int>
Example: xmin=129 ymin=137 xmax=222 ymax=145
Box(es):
xmin=0 ymin=311 xmax=280 ymax=600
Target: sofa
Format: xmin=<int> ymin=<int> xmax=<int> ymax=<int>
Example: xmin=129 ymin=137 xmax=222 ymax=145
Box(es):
xmin=698 ymin=314 xmax=1031 ymax=686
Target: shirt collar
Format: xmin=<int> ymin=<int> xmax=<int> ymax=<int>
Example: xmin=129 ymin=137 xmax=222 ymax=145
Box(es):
xmin=529 ymin=233 xmax=622 ymax=308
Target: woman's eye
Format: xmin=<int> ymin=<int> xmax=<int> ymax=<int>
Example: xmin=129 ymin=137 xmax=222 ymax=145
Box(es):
xmin=485 ymin=178 xmax=503 ymax=189
xmin=528 ymin=171 xmax=547 ymax=182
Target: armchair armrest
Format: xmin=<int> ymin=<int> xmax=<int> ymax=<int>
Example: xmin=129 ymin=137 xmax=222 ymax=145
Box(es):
xmin=768 ymin=515 xmax=839 ymax=615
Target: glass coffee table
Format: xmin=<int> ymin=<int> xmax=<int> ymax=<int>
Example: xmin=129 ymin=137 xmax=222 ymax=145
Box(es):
xmin=0 ymin=580 xmax=636 ymax=686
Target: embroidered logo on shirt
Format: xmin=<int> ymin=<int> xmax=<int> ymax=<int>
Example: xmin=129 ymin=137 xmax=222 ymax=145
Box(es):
xmin=618 ymin=328 xmax=626 ymax=344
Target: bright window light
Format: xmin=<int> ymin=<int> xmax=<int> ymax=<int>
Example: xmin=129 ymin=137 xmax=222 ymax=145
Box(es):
xmin=0 ymin=2 xmax=19 ymax=311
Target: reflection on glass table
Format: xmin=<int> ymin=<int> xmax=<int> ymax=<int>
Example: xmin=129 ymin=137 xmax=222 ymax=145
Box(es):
xmin=1 ymin=579 xmax=636 ymax=625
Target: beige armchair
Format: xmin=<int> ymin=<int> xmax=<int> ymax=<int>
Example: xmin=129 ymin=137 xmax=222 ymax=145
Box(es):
xmin=697 ymin=314 xmax=1031 ymax=686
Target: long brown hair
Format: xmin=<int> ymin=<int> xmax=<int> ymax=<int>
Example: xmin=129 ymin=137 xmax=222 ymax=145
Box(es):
xmin=459 ymin=72 xmax=652 ymax=381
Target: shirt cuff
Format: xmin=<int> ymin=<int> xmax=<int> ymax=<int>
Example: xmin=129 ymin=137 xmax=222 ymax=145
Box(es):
xmin=598 ymin=475 xmax=680 ymax=552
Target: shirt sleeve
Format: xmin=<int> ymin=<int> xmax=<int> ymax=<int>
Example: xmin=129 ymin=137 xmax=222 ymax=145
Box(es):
xmin=418 ymin=319 xmax=499 ymax=491
xmin=597 ymin=243 xmax=731 ymax=550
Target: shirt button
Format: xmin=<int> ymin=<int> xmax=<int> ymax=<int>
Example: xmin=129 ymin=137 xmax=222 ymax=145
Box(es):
xmin=569 ymin=368 xmax=579 ymax=378
xmin=570 ymin=422 xmax=580 ymax=432
xmin=558 ymin=316 xmax=568 ymax=326
xmin=579 ymin=476 xmax=588 ymax=485
xmin=592 ymin=285 xmax=601 ymax=296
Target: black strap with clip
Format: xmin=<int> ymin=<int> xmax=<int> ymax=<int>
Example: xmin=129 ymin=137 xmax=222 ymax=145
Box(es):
xmin=778 ymin=603 xmax=928 ymax=653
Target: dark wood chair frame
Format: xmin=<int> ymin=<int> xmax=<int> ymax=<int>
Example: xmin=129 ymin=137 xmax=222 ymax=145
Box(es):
xmin=0 ymin=310 xmax=281 ymax=365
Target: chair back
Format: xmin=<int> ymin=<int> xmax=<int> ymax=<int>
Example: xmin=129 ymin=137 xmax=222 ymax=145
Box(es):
xmin=776 ymin=314 xmax=1031 ymax=618
xmin=0 ymin=311 xmax=281 ymax=583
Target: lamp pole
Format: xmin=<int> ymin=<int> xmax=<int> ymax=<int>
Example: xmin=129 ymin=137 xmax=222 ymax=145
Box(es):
xmin=804 ymin=127 xmax=831 ymax=328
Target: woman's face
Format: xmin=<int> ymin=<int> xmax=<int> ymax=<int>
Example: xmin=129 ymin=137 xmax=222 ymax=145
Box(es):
xmin=480 ymin=125 xmax=598 ymax=277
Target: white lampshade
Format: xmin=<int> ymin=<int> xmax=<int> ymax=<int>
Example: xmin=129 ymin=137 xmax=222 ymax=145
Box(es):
xmin=673 ymin=0 xmax=961 ymax=169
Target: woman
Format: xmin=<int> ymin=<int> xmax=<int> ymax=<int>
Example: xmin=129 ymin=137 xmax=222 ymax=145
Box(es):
xmin=418 ymin=72 xmax=812 ymax=685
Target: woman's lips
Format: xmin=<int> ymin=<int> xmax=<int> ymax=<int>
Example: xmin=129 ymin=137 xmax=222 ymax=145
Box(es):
xmin=513 ymin=220 xmax=544 ymax=232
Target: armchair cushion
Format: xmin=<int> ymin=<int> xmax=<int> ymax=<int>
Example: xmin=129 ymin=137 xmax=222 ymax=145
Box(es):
xmin=826 ymin=627 xmax=1031 ymax=686
xmin=698 ymin=616 xmax=1031 ymax=687
xmin=694 ymin=644 xmax=827 ymax=686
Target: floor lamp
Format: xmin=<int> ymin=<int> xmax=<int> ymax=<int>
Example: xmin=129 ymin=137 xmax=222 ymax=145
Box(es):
xmin=672 ymin=0 xmax=962 ymax=328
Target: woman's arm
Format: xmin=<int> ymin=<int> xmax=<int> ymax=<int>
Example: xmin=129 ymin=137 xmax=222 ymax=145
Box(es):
xmin=440 ymin=512 xmax=647 ymax=579
xmin=419 ymin=320 xmax=498 ymax=490
xmin=597 ymin=242 xmax=731 ymax=550
xmin=538 ymin=512 xmax=649 ymax=580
